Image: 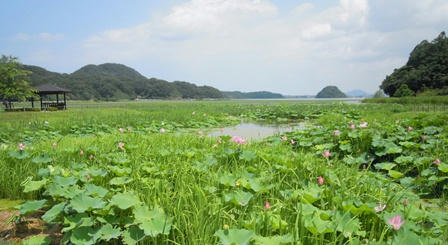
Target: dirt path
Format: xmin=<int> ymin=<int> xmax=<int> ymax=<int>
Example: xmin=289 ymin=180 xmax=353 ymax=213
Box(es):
xmin=0 ymin=210 xmax=62 ymax=244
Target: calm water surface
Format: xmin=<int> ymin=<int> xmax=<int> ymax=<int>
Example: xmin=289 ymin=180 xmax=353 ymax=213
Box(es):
xmin=207 ymin=122 xmax=308 ymax=140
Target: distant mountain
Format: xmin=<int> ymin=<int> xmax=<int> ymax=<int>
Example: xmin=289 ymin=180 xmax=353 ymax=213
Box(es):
xmin=23 ymin=63 xmax=224 ymax=100
xmin=346 ymin=90 xmax=371 ymax=98
xmin=316 ymin=86 xmax=347 ymax=98
xmin=222 ymin=91 xmax=284 ymax=99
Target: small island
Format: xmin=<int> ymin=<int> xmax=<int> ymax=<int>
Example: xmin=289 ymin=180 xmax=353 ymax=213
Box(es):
xmin=315 ymin=86 xmax=347 ymax=98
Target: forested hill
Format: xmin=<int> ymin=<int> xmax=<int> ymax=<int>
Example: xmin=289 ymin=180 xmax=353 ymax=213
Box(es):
xmin=315 ymin=86 xmax=347 ymax=98
xmin=222 ymin=91 xmax=284 ymax=99
xmin=23 ymin=63 xmax=224 ymax=100
xmin=380 ymin=31 xmax=448 ymax=96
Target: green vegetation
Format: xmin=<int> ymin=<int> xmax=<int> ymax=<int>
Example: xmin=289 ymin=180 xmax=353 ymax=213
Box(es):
xmin=0 ymin=101 xmax=447 ymax=244
xmin=222 ymin=91 xmax=284 ymax=99
xmin=363 ymin=95 xmax=448 ymax=105
xmin=315 ymin=86 xmax=347 ymax=98
xmin=380 ymin=32 xmax=448 ymax=97
xmin=393 ymin=84 xmax=415 ymax=97
xmin=23 ymin=63 xmax=224 ymax=100
xmin=373 ymin=90 xmax=386 ymax=98
xmin=0 ymin=55 xmax=35 ymax=110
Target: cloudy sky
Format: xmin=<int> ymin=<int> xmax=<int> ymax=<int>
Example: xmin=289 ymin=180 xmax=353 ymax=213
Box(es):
xmin=1 ymin=0 xmax=447 ymax=95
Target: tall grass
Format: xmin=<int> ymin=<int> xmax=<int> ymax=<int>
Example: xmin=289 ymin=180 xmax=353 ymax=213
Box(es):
xmin=362 ymin=95 xmax=448 ymax=105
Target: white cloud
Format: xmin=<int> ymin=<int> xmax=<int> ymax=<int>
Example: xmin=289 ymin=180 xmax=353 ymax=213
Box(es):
xmin=77 ymin=0 xmax=447 ymax=94
xmin=38 ymin=32 xmax=64 ymax=41
xmin=11 ymin=33 xmax=30 ymax=41
xmin=163 ymin=0 xmax=277 ymax=32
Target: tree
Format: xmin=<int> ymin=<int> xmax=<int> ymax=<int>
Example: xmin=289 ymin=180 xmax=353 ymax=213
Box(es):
xmin=0 ymin=55 xmax=34 ymax=110
xmin=373 ymin=90 xmax=386 ymax=98
xmin=393 ymin=84 xmax=415 ymax=97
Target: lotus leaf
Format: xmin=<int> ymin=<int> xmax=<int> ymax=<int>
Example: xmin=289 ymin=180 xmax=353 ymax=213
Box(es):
xmin=20 ymin=199 xmax=47 ymax=215
xmin=22 ymin=236 xmax=51 ymax=245
xmin=42 ymin=202 xmax=66 ymax=223
xmin=109 ymin=176 xmax=133 ymax=185
xmin=110 ymin=192 xmax=140 ymax=209
xmin=23 ymin=179 xmax=48 ymax=193
xmin=70 ymin=193 xmax=106 ymax=213
xmin=214 ymin=229 xmax=255 ymax=245
xmin=224 ymin=190 xmax=253 ymax=206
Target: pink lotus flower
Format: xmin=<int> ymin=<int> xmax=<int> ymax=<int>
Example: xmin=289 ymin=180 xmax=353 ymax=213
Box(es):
xmin=80 ymin=150 xmax=84 ymax=155
xmin=318 ymin=176 xmax=324 ymax=185
xmin=18 ymin=143 xmax=25 ymax=151
xmin=359 ymin=122 xmax=368 ymax=128
xmin=407 ymin=126 xmax=413 ymax=131
xmin=230 ymin=136 xmax=246 ymax=145
xmin=290 ymin=139 xmax=295 ymax=144
xmin=374 ymin=203 xmax=386 ymax=212
xmin=127 ymin=127 xmax=131 ymax=132
xmin=264 ymin=202 xmax=270 ymax=210
xmin=402 ymin=199 xmax=408 ymax=206
xmin=86 ymin=173 xmax=91 ymax=180
xmin=159 ymin=128 xmax=166 ymax=133
xmin=387 ymin=215 xmax=405 ymax=230
xmin=281 ymin=136 xmax=287 ymax=141
xmin=333 ymin=130 xmax=340 ymax=136
xmin=349 ymin=124 xmax=355 ymax=129
xmin=329 ymin=162 xmax=334 ymax=167
xmin=118 ymin=142 xmax=125 ymax=150
xmin=52 ymin=142 xmax=57 ymax=148
xmin=322 ymin=150 xmax=331 ymax=158
xmin=89 ymin=154 xmax=94 ymax=160
xmin=119 ymin=128 xmax=124 ymax=133
xmin=433 ymin=158 xmax=441 ymax=165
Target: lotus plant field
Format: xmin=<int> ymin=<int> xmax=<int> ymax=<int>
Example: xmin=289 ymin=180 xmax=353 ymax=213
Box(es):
xmin=0 ymin=101 xmax=447 ymax=244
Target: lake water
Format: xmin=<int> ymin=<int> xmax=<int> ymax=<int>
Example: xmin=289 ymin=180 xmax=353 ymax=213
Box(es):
xmin=207 ymin=122 xmax=308 ymax=140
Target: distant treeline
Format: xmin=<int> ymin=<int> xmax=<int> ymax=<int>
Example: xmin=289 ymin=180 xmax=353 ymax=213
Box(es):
xmin=23 ymin=63 xmax=223 ymax=100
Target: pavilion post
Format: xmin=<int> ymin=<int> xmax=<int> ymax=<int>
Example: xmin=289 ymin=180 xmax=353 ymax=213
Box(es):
xmin=64 ymin=92 xmax=66 ymax=110
xmin=40 ymin=96 xmax=43 ymax=110
xmin=56 ymin=93 xmax=59 ymax=104
xmin=31 ymin=97 xmax=34 ymax=108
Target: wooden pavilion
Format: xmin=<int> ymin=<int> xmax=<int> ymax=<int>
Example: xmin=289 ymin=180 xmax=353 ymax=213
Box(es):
xmin=33 ymin=84 xmax=70 ymax=110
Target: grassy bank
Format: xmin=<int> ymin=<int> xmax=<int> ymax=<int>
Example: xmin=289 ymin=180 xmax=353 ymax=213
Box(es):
xmin=362 ymin=96 xmax=448 ymax=105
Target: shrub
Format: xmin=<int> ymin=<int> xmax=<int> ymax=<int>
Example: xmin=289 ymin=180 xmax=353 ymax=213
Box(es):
xmin=393 ymin=84 xmax=415 ymax=97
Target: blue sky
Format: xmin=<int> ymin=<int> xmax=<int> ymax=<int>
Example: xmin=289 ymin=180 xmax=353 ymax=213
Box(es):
xmin=1 ymin=0 xmax=447 ymax=94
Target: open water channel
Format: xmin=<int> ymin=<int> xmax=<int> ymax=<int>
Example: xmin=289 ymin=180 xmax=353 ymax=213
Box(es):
xmin=207 ymin=121 xmax=308 ymax=140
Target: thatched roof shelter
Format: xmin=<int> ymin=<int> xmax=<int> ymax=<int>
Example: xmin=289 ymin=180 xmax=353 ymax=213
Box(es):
xmin=33 ymin=84 xmax=70 ymax=110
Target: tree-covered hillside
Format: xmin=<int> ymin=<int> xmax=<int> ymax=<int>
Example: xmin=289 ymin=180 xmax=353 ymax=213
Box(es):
xmin=380 ymin=32 xmax=448 ymax=96
xmin=315 ymin=86 xmax=347 ymax=98
xmin=222 ymin=91 xmax=284 ymax=99
xmin=23 ymin=63 xmax=224 ymax=100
